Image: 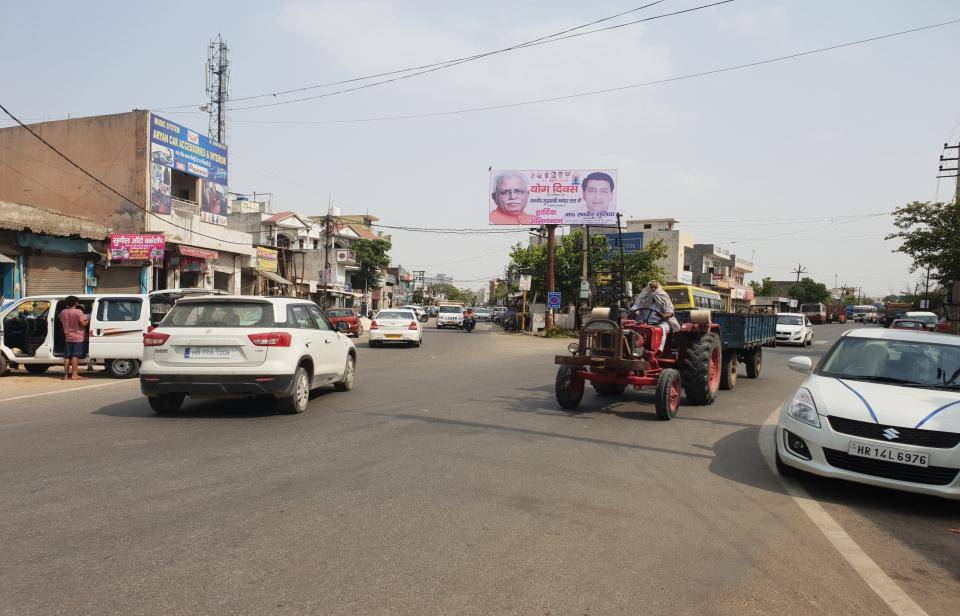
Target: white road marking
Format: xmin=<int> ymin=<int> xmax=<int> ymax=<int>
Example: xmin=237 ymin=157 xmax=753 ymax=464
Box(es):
xmin=759 ymin=409 xmax=929 ymax=616
xmin=0 ymin=380 xmax=129 ymax=404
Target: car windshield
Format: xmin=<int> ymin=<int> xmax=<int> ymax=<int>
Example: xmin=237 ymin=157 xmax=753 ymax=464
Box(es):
xmin=326 ymin=309 xmax=353 ymax=317
xmin=908 ymin=314 xmax=938 ymax=325
xmin=800 ymin=304 xmax=821 ymax=312
xmin=894 ymin=321 xmax=924 ymax=330
xmin=376 ymin=311 xmax=413 ymax=320
xmin=162 ymin=302 xmax=274 ymax=328
xmin=819 ymin=336 xmax=960 ymax=388
xmin=438 ymin=306 xmax=462 ymax=313
xmin=777 ymin=315 xmax=803 ymax=326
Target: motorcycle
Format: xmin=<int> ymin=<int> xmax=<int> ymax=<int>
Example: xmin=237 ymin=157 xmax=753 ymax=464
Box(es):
xmin=463 ymin=315 xmax=476 ymax=333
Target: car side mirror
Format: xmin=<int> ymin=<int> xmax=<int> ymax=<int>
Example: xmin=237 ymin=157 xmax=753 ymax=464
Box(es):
xmin=787 ymin=356 xmax=813 ymax=374
xmin=336 ymin=321 xmax=349 ymax=331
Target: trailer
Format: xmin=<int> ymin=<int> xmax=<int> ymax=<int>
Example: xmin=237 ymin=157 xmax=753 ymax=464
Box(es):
xmin=676 ymin=311 xmax=776 ymax=390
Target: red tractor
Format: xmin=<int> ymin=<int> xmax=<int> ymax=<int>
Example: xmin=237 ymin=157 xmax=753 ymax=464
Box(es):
xmin=554 ymin=308 xmax=722 ymax=419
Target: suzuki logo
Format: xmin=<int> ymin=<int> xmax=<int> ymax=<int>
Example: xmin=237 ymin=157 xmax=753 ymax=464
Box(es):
xmin=882 ymin=428 xmax=900 ymax=440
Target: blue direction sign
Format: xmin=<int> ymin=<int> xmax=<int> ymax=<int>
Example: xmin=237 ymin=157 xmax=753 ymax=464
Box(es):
xmin=547 ymin=291 xmax=561 ymax=309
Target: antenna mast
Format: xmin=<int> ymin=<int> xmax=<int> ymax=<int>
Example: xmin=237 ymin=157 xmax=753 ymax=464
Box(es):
xmin=205 ymin=35 xmax=230 ymax=145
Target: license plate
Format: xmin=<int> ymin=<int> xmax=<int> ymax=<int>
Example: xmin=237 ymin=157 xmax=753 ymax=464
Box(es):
xmin=847 ymin=441 xmax=929 ymax=467
xmin=184 ymin=347 xmax=232 ymax=359
xmin=385 ymin=334 xmax=402 ymax=339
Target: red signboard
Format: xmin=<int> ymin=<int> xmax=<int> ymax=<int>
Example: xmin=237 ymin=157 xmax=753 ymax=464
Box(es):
xmin=178 ymin=245 xmax=218 ymax=260
xmin=109 ymin=234 xmax=165 ymax=261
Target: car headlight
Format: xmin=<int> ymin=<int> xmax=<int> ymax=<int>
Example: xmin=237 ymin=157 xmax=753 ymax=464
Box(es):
xmin=567 ymin=342 xmax=580 ymax=354
xmin=786 ymin=387 xmax=820 ymax=428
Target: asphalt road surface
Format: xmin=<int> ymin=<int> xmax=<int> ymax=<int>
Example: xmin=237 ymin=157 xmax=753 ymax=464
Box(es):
xmin=1 ymin=322 xmax=957 ymax=615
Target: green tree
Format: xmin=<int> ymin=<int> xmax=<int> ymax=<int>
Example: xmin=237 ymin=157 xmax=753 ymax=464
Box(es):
xmin=353 ymin=238 xmax=391 ymax=292
xmin=789 ymin=277 xmax=831 ymax=304
xmin=749 ymin=277 xmax=779 ymax=297
xmin=886 ymin=201 xmax=960 ymax=285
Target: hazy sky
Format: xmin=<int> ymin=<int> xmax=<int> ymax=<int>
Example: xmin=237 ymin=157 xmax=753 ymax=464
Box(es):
xmin=4 ymin=0 xmax=959 ymax=296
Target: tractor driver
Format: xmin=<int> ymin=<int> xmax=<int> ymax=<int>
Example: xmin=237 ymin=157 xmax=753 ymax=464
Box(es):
xmin=630 ymin=281 xmax=681 ymax=352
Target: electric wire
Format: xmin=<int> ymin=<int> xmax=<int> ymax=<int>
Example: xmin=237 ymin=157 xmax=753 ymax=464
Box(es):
xmin=233 ymin=18 xmax=960 ymax=125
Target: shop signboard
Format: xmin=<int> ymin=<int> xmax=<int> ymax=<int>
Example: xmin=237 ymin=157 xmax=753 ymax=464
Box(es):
xmin=149 ymin=114 xmax=228 ymax=225
xmin=489 ymin=169 xmax=619 ymax=226
xmin=608 ymin=232 xmax=644 ymax=254
xmin=255 ymin=246 xmax=278 ymax=273
xmin=109 ymin=234 xmax=165 ymax=261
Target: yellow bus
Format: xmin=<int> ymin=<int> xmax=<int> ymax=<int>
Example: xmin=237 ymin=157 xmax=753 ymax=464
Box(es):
xmin=663 ymin=284 xmax=725 ymax=311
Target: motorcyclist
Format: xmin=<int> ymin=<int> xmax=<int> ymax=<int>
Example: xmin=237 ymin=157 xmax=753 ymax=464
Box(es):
xmin=629 ymin=281 xmax=680 ymax=352
xmin=463 ymin=307 xmax=476 ymax=332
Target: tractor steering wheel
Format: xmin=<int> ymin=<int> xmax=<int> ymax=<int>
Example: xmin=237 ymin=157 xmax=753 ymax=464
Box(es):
xmin=636 ymin=306 xmax=665 ymax=325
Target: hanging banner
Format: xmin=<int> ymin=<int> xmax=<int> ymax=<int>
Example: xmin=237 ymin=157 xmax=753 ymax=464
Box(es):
xmin=255 ymin=246 xmax=278 ymax=273
xmin=201 ymin=180 xmax=228 ymax=226
xmin=489 ymin=169 xmax=619 ymax=226
xmin=149 ymin=162 xmax=171 ymax=214
xmin=109 ymin=234 xmax=165 ymax=261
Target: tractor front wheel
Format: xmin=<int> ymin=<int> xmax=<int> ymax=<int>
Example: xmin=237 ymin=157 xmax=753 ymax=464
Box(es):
xmin=555 ymin=365 xmax=585 ymax=410
xmin=655 ymin=368 xmax=681 ymax=420
xmin=682 ymin=333 xmax=721 ymax=405
xmin=720 ymin=350 xmax=737 ymax=391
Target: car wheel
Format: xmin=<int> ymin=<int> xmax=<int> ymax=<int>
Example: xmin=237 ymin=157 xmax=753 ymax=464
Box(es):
xmin=370 ymin=340 xmax=380 ymax=348
xmin=148 ymin=393 xmax=184 ymax=415
xmin=805 ymin=335 xmax=813 ymax=347
xmin=334 ymin=355 xmax=355 ymax=392
xmin=106 ymin=358 xmax=140 ymax=379
xmin=278 ymin=367 xmax=310 ymax=414
xmin=0 ymin=353 xmax=7 ymax=377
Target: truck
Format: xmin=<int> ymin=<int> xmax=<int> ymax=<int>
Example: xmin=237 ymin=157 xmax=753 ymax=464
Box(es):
xmin=825 ymin=304 xmax=847 ymax=323
xmin=883 ymin=302 xmax=913 ymax=328
xmin=800 ymin=302 xmax=827 ymax=324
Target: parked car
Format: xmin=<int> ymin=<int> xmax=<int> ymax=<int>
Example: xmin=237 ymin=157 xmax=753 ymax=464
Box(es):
xmin=325 ymin=308 xmax=364 ymax=337
xmin=0 ymin=291 xmax=224 ymax=379
xmin=475 ymin=308 xmax=492 ymax=321
xmin=368 ymin=309 xmax=423 ymax=348
xmin=401 ymin=305 xmax=429 ymax=323
xmin=436 ymin=305 xmax=465 ymax=329
xmin=140 ymin=296 xmax=356 ymax=414
xmin=775 ymin=313 xmax=813 ymax=346
xmin=776 ymin=328 xmax=960 ymax=499
xmin=890 ymin=319 xmax=929 ymax=331
xmin=905 ymin=311 xmax=938 ymax=332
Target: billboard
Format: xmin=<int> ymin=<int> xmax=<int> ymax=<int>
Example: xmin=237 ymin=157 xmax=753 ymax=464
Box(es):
xmin=489 ymin=169 xmax=618 ymax=226
xmin=109 ymin=234 xmax=165 ymax=261
xmin=255 ymin=246 xmax=278 ymax=273
xmin=608 ymin=232 xmax=644 ymax=254
xmin=149 ymin=114 xmax=228 ymax=225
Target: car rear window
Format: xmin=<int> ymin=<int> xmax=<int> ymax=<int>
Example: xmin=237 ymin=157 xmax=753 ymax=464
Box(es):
xmin=326 ymin=309 xmax=353 ymax=317
xmin=438 ymin=306 xmax=462 ymax=313
xmin=162 ymin=302 xmax=274 ymax=328
xmin=376 ymin=311 xmax=414 ymax=320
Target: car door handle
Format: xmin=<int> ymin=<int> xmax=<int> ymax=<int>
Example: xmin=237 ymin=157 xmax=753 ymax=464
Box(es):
xmin=324 ymin=339 xmax=332 ymax=344
xmin=305 ymin=341 xmax=311 ymax=347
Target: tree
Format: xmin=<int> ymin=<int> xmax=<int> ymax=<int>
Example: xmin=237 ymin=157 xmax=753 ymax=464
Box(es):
xmin=749 ymin=277 xmax=779 ymax=297
xmin=789 ymin=277 xmax=830 ymax=304
xmin=886 ymin=201 xmax=960 ymax=285
xmin=353 ymin=238 xmax=391 ymax=292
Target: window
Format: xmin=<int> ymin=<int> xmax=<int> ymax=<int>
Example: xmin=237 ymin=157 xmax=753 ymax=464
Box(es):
xmin=306 ymin=305 xmax=333 ymax=331
xmin=643 ymin=223 xmax=652 ymax=229
xmin=162 ymin=302 xmax=274 ymax=328
xmin=97 ymin=299 xmax=142 ymax=322
xmin=170 ymin=169 xmax=198 ymax=202
xmin=288 ymin=305 xmax=318 ymax=329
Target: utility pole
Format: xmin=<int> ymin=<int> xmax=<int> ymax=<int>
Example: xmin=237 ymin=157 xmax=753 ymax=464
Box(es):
xmin=205 ymin=35 xmax=230 ymax=145
xmin=545 ymin=224 xmax=556 ymax=330
xmin=579 ymin=225 xmax=590 ymax=330
xmin=792 ymin=263 xmax=807 ymax=287
xmin=321 ymin=198 xmax=334 ymax=309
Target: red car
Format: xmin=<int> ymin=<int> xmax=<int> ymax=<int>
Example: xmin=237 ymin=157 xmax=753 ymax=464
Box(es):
xmin=325 ymin=308 xmax=364 ymax=337
xmin=890 ymin=319 xmax=929 ymax=331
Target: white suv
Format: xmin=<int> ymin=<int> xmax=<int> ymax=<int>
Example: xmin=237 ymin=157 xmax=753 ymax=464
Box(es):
xmin=436 ymin=305 xmax=465 ymax=329
xmin=140 ymin=296 xmax=356 ymax=414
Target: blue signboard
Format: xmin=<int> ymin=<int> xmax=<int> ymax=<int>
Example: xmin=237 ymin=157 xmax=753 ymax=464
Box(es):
xmin=608 ymin=232 xmax=644 ymax=254
xmin=547 ymin=291 xmax=561 ymax=309
xmin=149 ymin=114 xmax=228 ymax=185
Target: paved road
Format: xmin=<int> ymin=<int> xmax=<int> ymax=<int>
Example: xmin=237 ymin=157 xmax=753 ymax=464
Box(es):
xmin=1 ymin=322 xmax=957 ymax=615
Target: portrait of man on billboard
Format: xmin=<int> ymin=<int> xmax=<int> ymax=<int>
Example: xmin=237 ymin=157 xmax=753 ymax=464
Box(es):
xmin=489 ymin=171 xmax=534 ymax=225
xmin=582 ymin=171 xmax=615 ymax=213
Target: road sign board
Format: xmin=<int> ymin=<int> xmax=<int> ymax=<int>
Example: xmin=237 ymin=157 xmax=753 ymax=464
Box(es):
xmin=547 ymin=291 xmax=561 ymax=309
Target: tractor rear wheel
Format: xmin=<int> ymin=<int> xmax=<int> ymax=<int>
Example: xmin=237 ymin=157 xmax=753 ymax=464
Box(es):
xmin=744 ymin=347 xmax=763 ymax=378
xmin=682 ymin=333 xmax=721 ymax=405
xmin=592 ymin=381 xmax=626 ymax=397
xmin=655 ymin=368 xmax=681 ymax=420
xmin=720 ymin=350 xmax=737 ymax=391
xmin=555 ymin=365 xmax=585 ymax=410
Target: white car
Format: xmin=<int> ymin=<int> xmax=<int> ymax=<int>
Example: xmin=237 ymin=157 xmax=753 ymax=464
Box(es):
xmin=776 ymin=312 xmax=813 ymax=346
xmin=475 ymin=308 xmax=492 ymax=321
xmin=368 ymin=309 xmax=423 ymax=348
xmin=436 ymin=305 xmax=464 ymax=329
xmin=140 ymin=296 xmax=356 ymax=415
xmin=775 ymin=328 xmax=960 ymax=499
xmin=400 ymin=305 xmax=428 ymax=322
xmin=905 ymin=311 xmax=938 ymax=331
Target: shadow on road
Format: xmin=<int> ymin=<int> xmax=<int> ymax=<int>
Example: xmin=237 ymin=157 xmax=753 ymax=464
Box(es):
xmin=94 ymin=389 xmax=335 ymax=420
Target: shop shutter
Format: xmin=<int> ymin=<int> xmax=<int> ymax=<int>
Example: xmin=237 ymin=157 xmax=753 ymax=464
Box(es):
xmin=26 ymin=255 xmax=85 ymax=295
xmin=97 ymin=266 xmax=141 ymax=294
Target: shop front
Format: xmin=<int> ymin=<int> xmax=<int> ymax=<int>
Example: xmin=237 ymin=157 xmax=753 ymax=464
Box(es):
xmin=156 ymin=244 xmax=219 ymax=290
xmin=19 ymin=234 xmax=102 ymax=296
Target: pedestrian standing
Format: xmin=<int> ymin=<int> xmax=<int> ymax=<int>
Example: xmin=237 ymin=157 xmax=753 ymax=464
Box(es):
xmin=58 ymin=296 xmax=88 ymax=381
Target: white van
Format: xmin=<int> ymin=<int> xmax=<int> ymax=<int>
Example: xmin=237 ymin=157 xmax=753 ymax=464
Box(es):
xmin=0 ymin=289 xmax=225 ymax=378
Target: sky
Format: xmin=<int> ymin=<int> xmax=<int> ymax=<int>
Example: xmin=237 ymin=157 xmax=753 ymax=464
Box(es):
xmin=3 ymin=0 xmax=960 ymax=297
